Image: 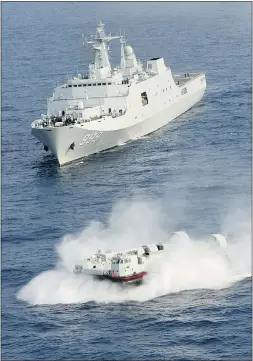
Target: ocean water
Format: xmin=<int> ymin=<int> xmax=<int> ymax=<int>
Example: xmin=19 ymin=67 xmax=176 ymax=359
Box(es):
xmin=2 ymin=2 xmax=252 ymax=360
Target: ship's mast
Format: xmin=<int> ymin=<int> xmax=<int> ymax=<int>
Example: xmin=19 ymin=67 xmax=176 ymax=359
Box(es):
xmin=120 ymin=35 xmax=126 ymax=70
xmin=87 ymin=21 xmax=120 ymax=79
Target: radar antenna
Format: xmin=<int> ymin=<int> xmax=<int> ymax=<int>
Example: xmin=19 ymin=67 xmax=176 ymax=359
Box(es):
xmin=85 ymin=21 xmax=120 ymax=79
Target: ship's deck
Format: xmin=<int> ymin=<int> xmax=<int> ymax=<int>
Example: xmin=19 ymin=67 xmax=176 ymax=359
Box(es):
xmin=173 ymin=72 xmax=204 ymax=86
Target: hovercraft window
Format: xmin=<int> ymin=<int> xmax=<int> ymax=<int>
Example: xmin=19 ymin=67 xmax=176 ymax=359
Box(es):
xmin=156 ymin=244 xmax=164 ymax=251
xmin=78 ymin=84 xmax=82 ymax=87
xmin=74 ymin=85 xmax=77 ymax=87
xmin=68 ymin=85 xmax=72 ymax=87
xmin=143 ymin=246 xmax=150 ymax=255
xmin=141 ymin=92 xmax=148 ymax=106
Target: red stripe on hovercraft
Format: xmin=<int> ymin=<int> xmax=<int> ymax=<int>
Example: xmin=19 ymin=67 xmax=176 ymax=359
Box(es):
xmin=121 ymin=272 xmax=147 ymax=281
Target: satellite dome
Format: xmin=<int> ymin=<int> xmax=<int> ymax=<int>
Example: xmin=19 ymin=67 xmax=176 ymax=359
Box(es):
xmin=125 ymin=45 xmax=133 ymax=56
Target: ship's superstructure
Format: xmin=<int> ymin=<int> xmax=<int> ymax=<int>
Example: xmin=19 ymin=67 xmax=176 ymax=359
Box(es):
xmin=74 ymin=232 xmax=227 ymax=285
xmin=31 ymin=22 xmax=206 ymax=166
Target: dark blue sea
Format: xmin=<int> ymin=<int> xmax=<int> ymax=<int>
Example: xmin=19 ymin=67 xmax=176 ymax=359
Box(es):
xmin=2 ymin=2 xmax=252 ymax=360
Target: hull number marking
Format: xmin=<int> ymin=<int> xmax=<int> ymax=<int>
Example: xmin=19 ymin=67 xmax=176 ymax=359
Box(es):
xmin=80 ymin=132 xmax=102 ymax=146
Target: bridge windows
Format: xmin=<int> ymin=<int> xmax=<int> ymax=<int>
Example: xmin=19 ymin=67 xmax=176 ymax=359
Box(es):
xmin=69 ymin=82 xmax=113 ymax=87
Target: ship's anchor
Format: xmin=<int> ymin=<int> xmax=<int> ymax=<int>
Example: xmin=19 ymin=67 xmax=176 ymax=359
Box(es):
xmin=70 ymin=142 xmax=75 ymax=150
xmin=44 ymin=145 xmax=49 ymax=152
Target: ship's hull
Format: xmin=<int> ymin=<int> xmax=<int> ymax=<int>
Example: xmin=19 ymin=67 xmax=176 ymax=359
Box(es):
xmin=32 ymin=84 xmax=205 ymax=166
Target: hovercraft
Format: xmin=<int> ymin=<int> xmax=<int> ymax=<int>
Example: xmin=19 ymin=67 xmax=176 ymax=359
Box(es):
xmin=73 ymin=231 xmax=228 ymax=285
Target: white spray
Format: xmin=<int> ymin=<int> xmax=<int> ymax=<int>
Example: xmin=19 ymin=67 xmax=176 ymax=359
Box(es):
xmin=17 ymin=198 xmax=251 ymax=305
